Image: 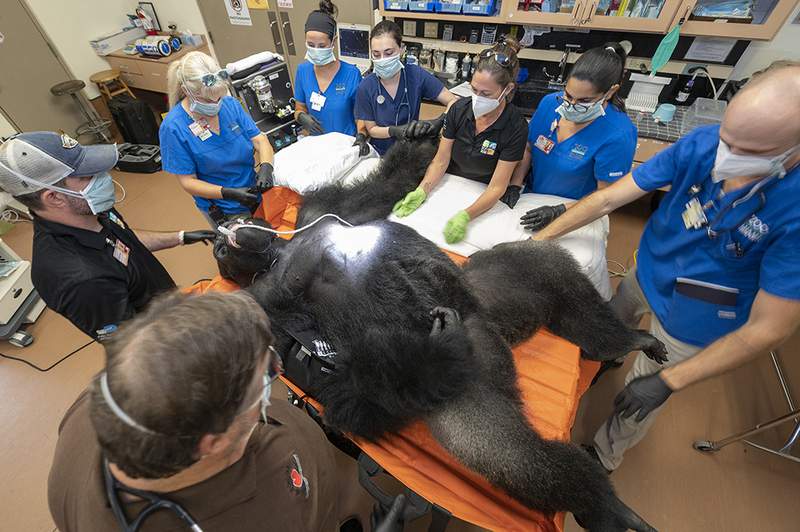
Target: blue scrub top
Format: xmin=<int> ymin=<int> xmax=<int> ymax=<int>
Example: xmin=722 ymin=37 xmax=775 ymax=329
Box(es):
xmin=159 ymin=96 xmax=261 ymax=215
xmin=354 ymin=63 xmax=444 ymax=155
xmin=294 ymin=60 xmax=361 ymax=136
xmin=524 ymin=92 xmax=637 ymax=199
xmin=633 ymin=125 xmax=800 ymax=347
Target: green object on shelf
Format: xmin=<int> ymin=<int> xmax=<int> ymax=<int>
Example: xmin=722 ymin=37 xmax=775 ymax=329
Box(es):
xmin=650 ymin=23 xmax=681 ymax=76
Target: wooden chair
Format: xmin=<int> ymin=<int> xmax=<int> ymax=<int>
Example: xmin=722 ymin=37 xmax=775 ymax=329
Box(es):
xmin=89 ymin=69 xmax=135 ymax=103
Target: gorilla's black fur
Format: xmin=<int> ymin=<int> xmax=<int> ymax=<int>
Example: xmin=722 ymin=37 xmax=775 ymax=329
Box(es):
xmin=244 ymin=220 xmax=662 ymax=532
xmin=296 ymin=138 xmax=438 ymax=226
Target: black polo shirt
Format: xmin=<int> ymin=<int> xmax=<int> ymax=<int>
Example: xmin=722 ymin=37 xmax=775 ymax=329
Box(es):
xmin=31 ymin=209 xmax=175 ymax=340
xmin=442 ymin=96 xmax=528 ymax=184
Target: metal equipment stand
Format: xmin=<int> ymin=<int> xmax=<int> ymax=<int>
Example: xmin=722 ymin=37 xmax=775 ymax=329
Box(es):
xmin=693 ymin=351 xmax=800 ymax=463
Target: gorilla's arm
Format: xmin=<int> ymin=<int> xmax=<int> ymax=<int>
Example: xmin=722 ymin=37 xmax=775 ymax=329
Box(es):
xmin=297 ymin=138 xmax=438 ymax=227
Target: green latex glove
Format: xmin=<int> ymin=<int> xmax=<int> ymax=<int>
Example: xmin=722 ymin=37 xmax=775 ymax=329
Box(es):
xmin=443 ymin=210 xmax=470 ymax=244
xmin=392 ymin=187 xmax=427 ymax=217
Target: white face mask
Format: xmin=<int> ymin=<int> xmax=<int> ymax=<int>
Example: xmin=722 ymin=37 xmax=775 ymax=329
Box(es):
xmin=471 ymin=86 xmax=509 ymax=118
xmin=712 ymin=140 xmax=800 ymax=183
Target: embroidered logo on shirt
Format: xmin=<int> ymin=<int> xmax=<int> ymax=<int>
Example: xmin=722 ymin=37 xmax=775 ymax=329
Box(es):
xmin=609 ymin=171 xmax=624 ymax=177
xmin=569 ymin=144 xmax=588 ymax=160
xmin=737 ymin=215 xmax=769 ymax=242
xmin=480 ymin=140 xmax=497 ymax=156
xmin=287 ymin=453 xmax=310 ymax=498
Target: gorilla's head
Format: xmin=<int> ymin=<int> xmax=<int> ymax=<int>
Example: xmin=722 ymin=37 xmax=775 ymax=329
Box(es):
xmin=213 ymin=217 xmax=283 ymax=288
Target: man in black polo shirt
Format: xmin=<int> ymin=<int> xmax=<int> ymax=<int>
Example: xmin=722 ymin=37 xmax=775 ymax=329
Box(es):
xmin=0 ymin=132 xmax=215 ymax=339
xmin=392 ymin=39 xmax=529 ymax=244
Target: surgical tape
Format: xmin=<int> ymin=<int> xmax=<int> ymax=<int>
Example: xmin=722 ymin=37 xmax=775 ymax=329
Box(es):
xmin=218 ymin=213 xmax=354 ymax=248
xmin=100 ymin=372 xmax=158 ymax=435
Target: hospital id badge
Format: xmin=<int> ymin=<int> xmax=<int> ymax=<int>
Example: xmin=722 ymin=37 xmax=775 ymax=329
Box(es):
xmin=682 ymin=197 xmax=708 ymax=230
xmin=534 ymin=134 xmax=555 ymax=154
xmin=310 ymin=91 xmax=326 ymax=112
xmin=113 ymin=239 xmax=130 ymax=266
xmin=189 ymin=121 xmax=211 ymax=141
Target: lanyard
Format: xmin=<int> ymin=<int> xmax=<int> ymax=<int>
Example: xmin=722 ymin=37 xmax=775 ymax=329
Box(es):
xmin=703 ymin=175 xmax=777 ymax=239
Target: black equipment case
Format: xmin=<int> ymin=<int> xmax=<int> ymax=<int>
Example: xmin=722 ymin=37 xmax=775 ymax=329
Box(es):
xmin=116 ymin=143 xmax=161 ymax=173
xmin=108 ymin=95 xmax=159 ymax=145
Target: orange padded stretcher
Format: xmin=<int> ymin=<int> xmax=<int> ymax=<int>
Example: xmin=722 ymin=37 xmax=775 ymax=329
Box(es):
xmin=187 ymin=187 xmax=601 ymax=532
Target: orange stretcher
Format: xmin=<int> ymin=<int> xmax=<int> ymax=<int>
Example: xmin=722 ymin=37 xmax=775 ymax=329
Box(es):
xmin=187 ymin=187 xmax=601 ymax=532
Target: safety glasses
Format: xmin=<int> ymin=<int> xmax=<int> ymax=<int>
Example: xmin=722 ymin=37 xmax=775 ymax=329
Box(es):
xmin=188 ymin=69 xmax=231 ymax=87
xmin=479 ymin=48 xmax=514 ymax=69
xmin=555 ymin=94 xmax=603 ymax=113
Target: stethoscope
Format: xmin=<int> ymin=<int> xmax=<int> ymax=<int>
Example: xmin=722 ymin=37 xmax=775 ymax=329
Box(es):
xmin=103 ymin=458 xmax=203 ymax=532
xmin=689 ymin=173 xmax=779 ymax=240
xmin=376 ymin=67 xmax=410 ymax=126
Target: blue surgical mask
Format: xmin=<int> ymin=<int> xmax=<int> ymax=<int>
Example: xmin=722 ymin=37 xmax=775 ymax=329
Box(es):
xmin=189 ymin=97 xmax=222 ymax=117
xmin=556 ymin=99 xmax=606 ymax=124
xmin=41 ymin=171 xmax=116 ymax=214
xmin=305 ymin=46 xmax=335 ymax=66
xmin=373 ymin=54 xmax=403 ymax=79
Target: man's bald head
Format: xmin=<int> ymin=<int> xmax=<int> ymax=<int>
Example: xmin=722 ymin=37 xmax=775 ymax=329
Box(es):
xmin=721 ymin=63 xmax=800 ymax=156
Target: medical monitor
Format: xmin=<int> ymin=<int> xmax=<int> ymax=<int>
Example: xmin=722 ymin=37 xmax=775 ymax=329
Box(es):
xmin=337 ymin=23 xmax=371 ymax=74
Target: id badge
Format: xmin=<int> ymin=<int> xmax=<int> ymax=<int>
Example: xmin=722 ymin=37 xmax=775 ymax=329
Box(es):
xmin=113 ymin=239 xmax=130 ymax=266
xmin=534 ymin=134 xmax=555 ymax=155
xmin=682 ymin=197 xmax=708 ymax=230
xmin=310 ymin=91 xmax=326 ymax=112
xmin=189 ymin=121 xmax=212 ymax=141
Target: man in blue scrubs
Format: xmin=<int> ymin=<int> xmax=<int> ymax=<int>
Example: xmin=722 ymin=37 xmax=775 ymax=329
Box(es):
xmin=533 ymin=63 xmax=800 ymax=472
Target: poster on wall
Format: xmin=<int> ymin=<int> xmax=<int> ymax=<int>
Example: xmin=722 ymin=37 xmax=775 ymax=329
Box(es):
xmin=225 ymin=0 xmax=253 ymax=26
xmin=247 ymin=0 xmax=269 ymax=8
xmin=278 ymin=0 xmax=294 ymax=8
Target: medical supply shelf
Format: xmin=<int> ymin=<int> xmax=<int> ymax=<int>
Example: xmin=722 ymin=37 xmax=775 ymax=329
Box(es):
xmin=402 ymin=36 xmax=734 ymax=78
xmin=380 ymin=0 xmax=800 ymax=39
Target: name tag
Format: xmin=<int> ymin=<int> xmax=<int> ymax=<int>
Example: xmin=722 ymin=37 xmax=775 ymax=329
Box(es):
xmin=189 ymin=121 xmax=211 ymax=141
xmin=682 ymin=197 xmax=708 ymax=230
xmin=310 ymin=91 xmax=326 ymax=112
xmin=534 ymin=134 xmax=555 ymax=154
xmin=113 ymin=239 xmax=130 ymax=266
xmin=480 ymin=140 xmax=497 ymax=156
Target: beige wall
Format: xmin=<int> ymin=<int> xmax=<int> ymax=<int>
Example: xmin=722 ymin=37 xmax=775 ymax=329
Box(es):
xmin=23 ymin=0 xmax=213 ymax=100
xmin=0 ymin=113 xmax=18 ymax=138
xmin=732 ymin=4 xmax=800 ymax=79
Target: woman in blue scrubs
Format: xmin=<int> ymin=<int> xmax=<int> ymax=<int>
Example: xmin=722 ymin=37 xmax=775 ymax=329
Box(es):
xmin=355 ymin=20 xmax=458 ymax=156
xmin=516 ymin=42 xmax=637 ymax=232
xmin=293 ymin=1 xmax=366 ymax=153
xmin=160 ymin=51 xmax=275 ymax=225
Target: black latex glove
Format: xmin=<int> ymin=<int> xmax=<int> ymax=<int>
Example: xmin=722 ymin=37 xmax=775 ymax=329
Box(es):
xmin=499 ymin=185 xmax=522 ymax=209
xmin=429 ymin=306 xmax=462 ymax=337
xmin=613 ymin=372 xmax=673 ymax=422
xmin=182 ymin=230 xmax=216 ymax=246
xmin=387 ymin=124 xmax=408 ymax=140
xmin=255 ymin=162 xmax=274 ymax=193
xmin=520 ymin=203 xmax=566 ymax=231
xmin=405 ymin=114 xmax=445 ymax=139
xmin=221 ymin=186 xmax=260 ymax=211
xmin=353 ymin=132 xmax=370 ymax=157
xmin=371 ymin=494 xmax=407 ymax=532
xmin=297 ymin=111 xmax=323 ymax=135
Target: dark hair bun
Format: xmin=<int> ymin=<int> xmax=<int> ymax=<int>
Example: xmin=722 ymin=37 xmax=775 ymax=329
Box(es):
xmin=319 ymin=0 xmax=337 ymax=17
xmin=603 ymin=41 xmax=628 ymax=63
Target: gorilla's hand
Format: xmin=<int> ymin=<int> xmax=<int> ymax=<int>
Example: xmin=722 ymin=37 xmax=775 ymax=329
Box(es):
xmin=520 ymin=204 xmax=566 ymax=231
xmin=575 ymin=494 xmax=658 ymax=532
xmin=371 ymin=494 xmax=407 ymax=532
xmin=499 ymin=185 xmax=522 ymax=209
xmin=636 ymin=330 xmax=669 ymax=364
xmin=429 ymin=306 xmax=462 ymax=337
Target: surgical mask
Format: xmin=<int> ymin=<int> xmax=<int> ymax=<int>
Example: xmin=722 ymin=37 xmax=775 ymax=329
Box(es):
xmin=305 ymin=46 xmax=335 ymax=66
xmin=471 ymin=86 xmax=509 ymax=118
xmin=373 ymin=54 xmax=403 ymax=79
xmin=189 ymin=97 xmax=222 ymax=117
xmin=712 ymin=140 xmax=800 ymax=182
xmin=37 ymin=171 xmax=116 ymax=215
xmin=556 ymin=99 xmax=606 ymax=123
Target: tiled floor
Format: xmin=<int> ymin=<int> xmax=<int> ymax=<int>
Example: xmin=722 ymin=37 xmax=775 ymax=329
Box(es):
xmin=0 ymin=171 xmax=797 ymax=532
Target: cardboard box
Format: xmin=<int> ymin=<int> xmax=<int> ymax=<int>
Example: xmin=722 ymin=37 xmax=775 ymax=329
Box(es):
xmin=90 ymin=27 xmax=146 ymax=56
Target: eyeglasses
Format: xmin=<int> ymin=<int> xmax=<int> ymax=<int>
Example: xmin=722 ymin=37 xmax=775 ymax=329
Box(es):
xmin=555 ymin=94 xmax=603 ymax=113
xmin=188 ymin=69 xmax=231 ymax=87
xmin=479 ymin=48 xmax=514 ymax=69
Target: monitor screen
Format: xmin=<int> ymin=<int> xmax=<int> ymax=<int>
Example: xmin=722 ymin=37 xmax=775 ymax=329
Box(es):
xmin=339 ymin=28 xmax=370 ymax=60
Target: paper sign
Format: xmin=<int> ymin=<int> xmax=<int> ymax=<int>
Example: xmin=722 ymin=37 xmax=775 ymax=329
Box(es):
xmin=278 ymin=0 xmax=293 ymax=7
xmin=685 ymin=37 xmax=736 ymax=63
xmin=225 ymin=0 xmax=253 ymax=26
xmin=247 ymin=0 xmax=269 ymax=8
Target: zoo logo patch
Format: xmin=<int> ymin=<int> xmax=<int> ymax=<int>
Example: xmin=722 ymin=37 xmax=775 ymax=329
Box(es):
xmin=480 ymin=140 xmax=497 ymax=156
xmin=287 ymin=453 xmax=310 ymax=498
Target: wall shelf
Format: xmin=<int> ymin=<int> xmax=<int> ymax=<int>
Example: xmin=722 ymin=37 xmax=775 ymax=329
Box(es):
xmin=380 ymin=8 xmax=504 ymax=24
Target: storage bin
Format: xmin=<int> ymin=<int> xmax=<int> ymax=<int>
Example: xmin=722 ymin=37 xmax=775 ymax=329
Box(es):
xmin=436 ymin=0 xmax=463 ymax=12
xmin=408 ymin=1 xmax=436 ymax=11
xmin=680 ymin=97 xmax=727 ymax=136
xmin=384 ymin=0 xmax=409 ymax=11
xmin=461 ymin=0 xmax=498 ymax=15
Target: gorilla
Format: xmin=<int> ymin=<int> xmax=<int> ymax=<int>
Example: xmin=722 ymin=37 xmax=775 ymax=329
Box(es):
xmin=210 ymin=140 xmax=666 ymax=531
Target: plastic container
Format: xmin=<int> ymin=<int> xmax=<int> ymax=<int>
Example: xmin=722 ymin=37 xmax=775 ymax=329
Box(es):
xmin=462 ymin=0 xmax=498 ymax=15
xmin=680 ymin=97 xmax=727 ymax=136
xmin=408 ymin=1 xmax=436 ymax=11
xmin=384 ymin=0 xmax=408 ymax=11
xmin=436 ymin=0 xmax=464 ymax=12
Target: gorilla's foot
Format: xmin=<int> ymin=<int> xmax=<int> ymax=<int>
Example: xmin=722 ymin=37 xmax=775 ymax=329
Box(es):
xmin=575 ymin=495 xmax=658 ymax=532
xmin=632 ymin=330 xmax=669 ymax=365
